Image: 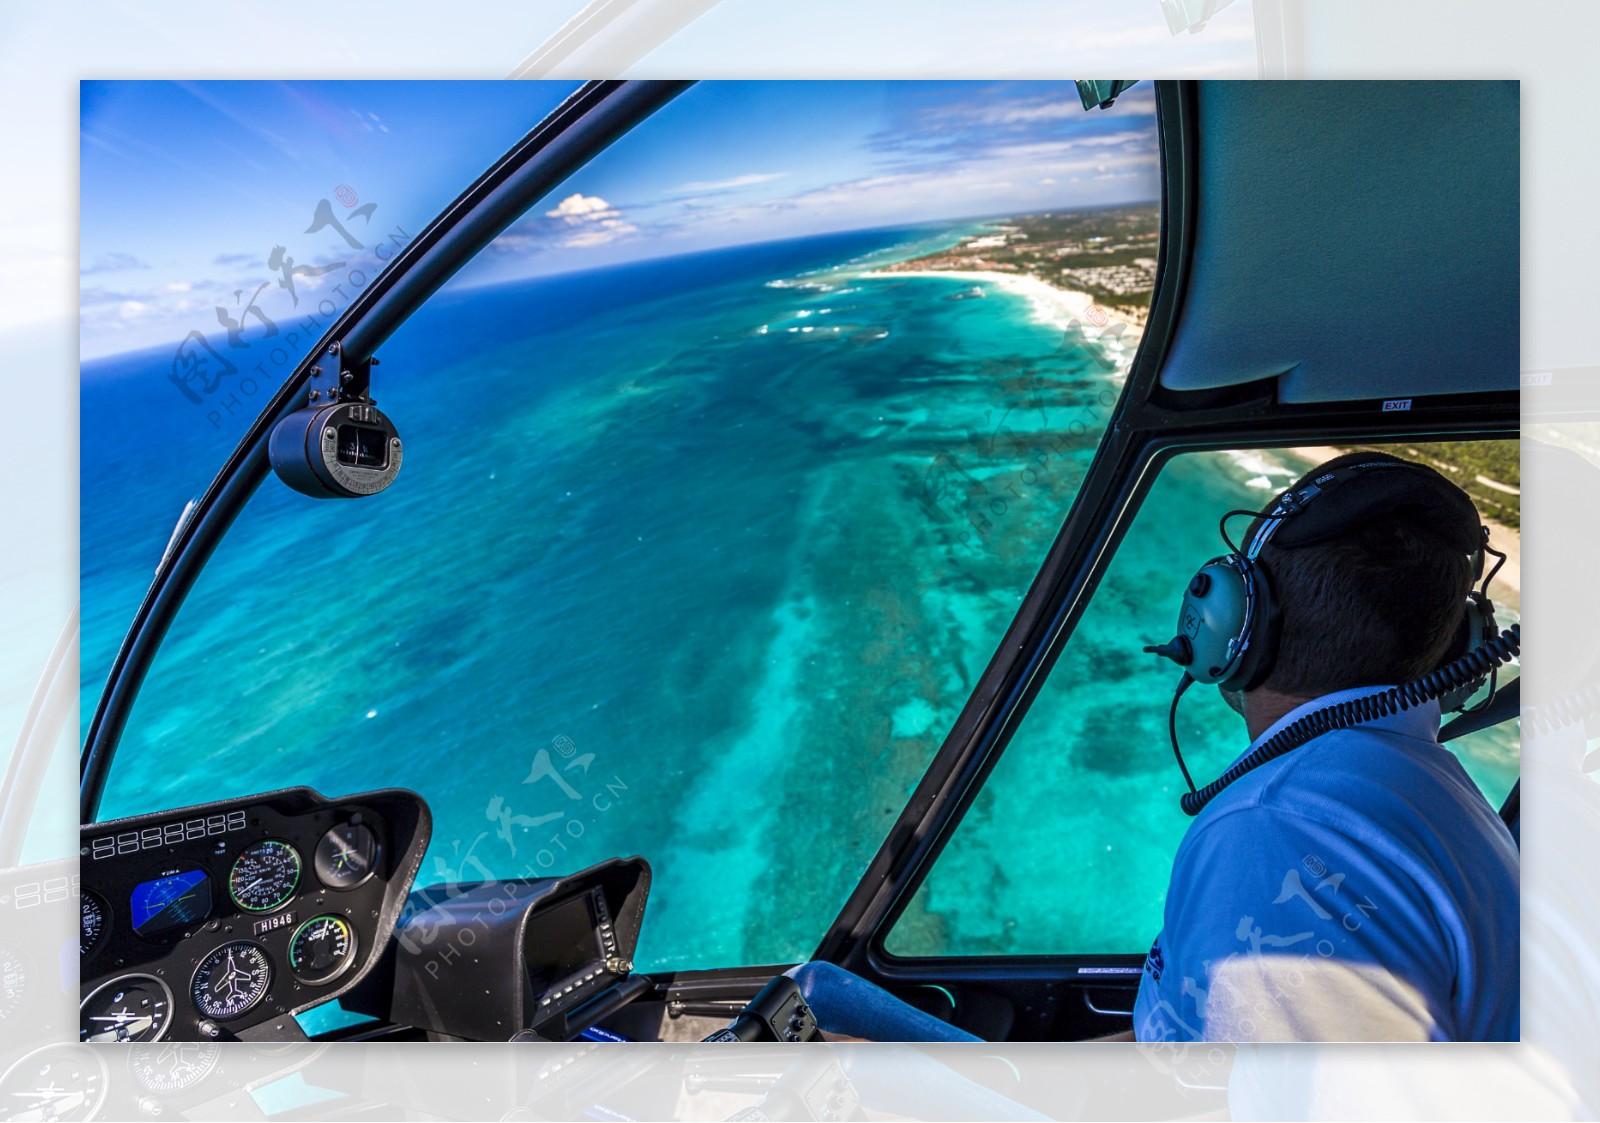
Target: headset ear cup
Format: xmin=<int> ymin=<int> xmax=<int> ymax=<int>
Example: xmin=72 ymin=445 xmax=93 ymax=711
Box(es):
xmin=1226 ymin=558 xmax=1279 ymax=693
xmin=1439 ymin=593 xmax=1498 ymax=712
xmin=1174 ymin=559 xmax=1249 ymax=685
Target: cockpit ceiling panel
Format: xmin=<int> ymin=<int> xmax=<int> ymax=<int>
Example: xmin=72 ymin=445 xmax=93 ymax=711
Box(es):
xmin=1160 ymin=80 xmax=1518 ymax=403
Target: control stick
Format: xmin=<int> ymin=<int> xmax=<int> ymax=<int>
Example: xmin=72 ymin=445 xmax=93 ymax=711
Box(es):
xmin=703 ymin=975 xmax=818 ymax=1042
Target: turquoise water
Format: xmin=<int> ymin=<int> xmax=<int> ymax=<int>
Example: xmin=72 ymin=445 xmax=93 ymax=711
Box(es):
xmin=81 ymin=221 xmax=1520 ymax=972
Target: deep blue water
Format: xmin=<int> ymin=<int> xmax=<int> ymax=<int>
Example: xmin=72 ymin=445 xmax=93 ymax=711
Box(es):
xmin=80 ymin=222 xmax=1520 ymax=972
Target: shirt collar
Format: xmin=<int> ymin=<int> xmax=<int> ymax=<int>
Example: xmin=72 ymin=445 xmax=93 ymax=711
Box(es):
xmin=1229 ymin=684 xmax=1443 ymax=769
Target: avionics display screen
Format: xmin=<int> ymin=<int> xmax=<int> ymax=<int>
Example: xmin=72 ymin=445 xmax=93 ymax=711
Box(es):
xmin=529 ymin=891 xmax=602 ymax=988
xmin=130 ymin=867 xmax=212 ymax=937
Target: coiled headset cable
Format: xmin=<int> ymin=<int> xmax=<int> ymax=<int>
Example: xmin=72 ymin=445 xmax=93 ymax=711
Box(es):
xmin=1174 ymin=623 xmax=1521 ymax=816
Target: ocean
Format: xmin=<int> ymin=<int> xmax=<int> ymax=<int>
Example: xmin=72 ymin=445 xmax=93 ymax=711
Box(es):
xmin=80 ymin=221 xmax=1520 ymax=973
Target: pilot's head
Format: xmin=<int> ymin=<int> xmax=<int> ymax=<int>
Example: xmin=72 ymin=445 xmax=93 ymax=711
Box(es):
xmin=1226 ymin=451 xmax=1477 ymax=714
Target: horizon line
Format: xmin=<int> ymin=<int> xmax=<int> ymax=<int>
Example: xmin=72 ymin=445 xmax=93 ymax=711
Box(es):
xmin=80 ymin=197 xmax=1160 ymax=367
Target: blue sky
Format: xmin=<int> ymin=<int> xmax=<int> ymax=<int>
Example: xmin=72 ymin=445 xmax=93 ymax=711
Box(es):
xmin=80 ymin=80 xmax=1158 ymax=359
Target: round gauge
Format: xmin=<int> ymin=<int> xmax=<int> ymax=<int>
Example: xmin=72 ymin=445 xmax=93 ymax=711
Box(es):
xmin=191 ymin=942 xmax=272 ymax=1021
xmin=0 ymin=945 xmax=25 ymax=1023
xmin=288 ymin=915 xmax=358 ymax=985
xmin=80 ymin=891 xmax=108 ymax=958
xmin=314 ymin=822 xmax=379 ymax=890
xmin=80 ymin=974 xmax=174 ymax=1043
xmin=129 ymin=1040 xmax=221 ymax=1094
xmin=0 ymin=1044 xmax=109 ymax=1122
xmin=229 ymin=839 xmax=301 ymax=912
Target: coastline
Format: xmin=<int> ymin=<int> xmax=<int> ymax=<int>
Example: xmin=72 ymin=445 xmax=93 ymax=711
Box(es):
xmin=857 ymin=266 xmax=1145 ymax=361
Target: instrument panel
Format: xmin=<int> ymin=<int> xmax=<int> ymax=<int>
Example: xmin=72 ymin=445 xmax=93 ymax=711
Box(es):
xmin=79 ymin=787 xmax=429 ymax=1043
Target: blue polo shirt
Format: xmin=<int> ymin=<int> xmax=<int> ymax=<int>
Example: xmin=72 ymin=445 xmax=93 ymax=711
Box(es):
xmin=1133 ymin=687 xmax=1519 ymax=1042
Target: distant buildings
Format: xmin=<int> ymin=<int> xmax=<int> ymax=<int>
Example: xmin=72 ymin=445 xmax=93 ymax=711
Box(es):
xmin=877 ymin=206 xmax=1160 ymax=321
xmin=1057 ymin=261 xmax=1158 ymax=296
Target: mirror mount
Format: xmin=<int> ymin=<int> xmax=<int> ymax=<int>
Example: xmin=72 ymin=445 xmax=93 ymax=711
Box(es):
xmin=268 ymin=342 xmax=402 ymax=499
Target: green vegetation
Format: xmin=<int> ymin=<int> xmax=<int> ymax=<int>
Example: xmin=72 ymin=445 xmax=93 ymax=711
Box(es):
xmin=881 ymin=204 xmax=1161 ymax=321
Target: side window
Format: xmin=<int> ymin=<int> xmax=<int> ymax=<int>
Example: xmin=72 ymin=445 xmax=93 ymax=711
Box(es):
xmin=887 ymin=442 xmax=1521 ymax=958
xmin=89 ymin=81 xmax=1162 ymax=971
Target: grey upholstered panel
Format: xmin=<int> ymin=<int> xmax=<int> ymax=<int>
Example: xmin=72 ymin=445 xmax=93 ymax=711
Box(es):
xmin=1161 ymin=81 xmax=1518 ymax=403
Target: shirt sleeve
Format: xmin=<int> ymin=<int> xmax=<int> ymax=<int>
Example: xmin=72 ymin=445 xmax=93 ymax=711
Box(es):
xmin=1137 ymin=804 xmax=1456 ymax=1043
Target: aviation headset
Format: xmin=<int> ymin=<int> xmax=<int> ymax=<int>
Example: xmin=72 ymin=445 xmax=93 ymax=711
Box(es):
xmin=1146 ymin=453 xmax=1519 ymax=815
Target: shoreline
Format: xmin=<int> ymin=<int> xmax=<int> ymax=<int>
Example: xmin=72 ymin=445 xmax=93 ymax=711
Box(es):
xmin=857 ymin=267 xmax=1145 ymax=376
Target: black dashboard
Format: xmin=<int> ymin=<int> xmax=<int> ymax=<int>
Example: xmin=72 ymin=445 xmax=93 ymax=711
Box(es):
xmin=78 ymin=786 xmax=429 ymax=1043
xmin=389 ymin=857 xmax=652 ymax=1042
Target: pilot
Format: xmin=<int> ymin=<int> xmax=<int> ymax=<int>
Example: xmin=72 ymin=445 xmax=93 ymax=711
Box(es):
xmin=1130 ymin=450 xmax=1519 ymax=1042
xmin=788 ymin=451 xmax=1519 ymax=1043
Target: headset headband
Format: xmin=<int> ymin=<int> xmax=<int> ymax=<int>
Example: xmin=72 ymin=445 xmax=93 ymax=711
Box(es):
xmin=1244 ymin=457 xmax=1483 ymax=567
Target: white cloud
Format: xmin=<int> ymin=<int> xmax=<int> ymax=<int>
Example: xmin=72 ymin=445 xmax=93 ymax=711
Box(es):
xmin=118 ymin=300 xmax=147 ymax=319
xmin=547 ymin=193 xmax=616 ymax=219
xmin=986 ymin=132 xmax=1152 ymax=160
xmin=544 ymin=193 xmax=636 ymax=248
xmin=975 ymin=100 xmax=1087 ymax=126
xmin=696 ymin=139 xmax=1155 ymax=229
xmin=564 ymin=226 xmax=631 ymax=248
xmin=669 ymin=172 xmax=789 ymax=195
xmin=82 ymin=251 xmax=150 ymax=275
xmin=916 ymin=86 xmax=1155 ymax=134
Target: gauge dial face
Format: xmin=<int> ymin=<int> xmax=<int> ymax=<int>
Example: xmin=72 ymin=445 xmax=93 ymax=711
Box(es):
xmin=289 ymin=915 xmax=358 ymax=985
xmin=80 ymin=974 xmax=173 ymax=1043
xmin=229 ymin=839 xmax=301 ymax=912
xmin=0 ymin=1044 xmax=109 ymax=1122
xmin=191 ymin=942 xmax=272 ymax=1021
xmin=129 ymin=1040 xmax=221 ymax=1094
xmin=80 ymin=892 xmax=108 ymax=958
xmin=314 ymin=822 xmax=378 ymax=890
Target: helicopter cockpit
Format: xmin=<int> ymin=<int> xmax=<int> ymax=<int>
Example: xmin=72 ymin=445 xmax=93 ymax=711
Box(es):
xmin=74 ymin=78 xmax=1521 ymax=1049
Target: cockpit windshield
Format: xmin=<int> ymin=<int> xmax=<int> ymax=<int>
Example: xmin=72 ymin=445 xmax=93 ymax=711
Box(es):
xmin=82 ymin=81 xmax=1163 ymax=971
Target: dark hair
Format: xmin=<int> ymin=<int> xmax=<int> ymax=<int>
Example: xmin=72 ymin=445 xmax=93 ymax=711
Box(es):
xmin=1255 ymin=453 xmax=1475 ymax=697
